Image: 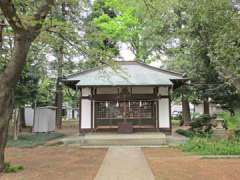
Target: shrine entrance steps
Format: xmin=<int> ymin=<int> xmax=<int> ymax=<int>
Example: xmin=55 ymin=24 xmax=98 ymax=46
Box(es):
xmin=60 ymin=132 xmax=167 ymax=147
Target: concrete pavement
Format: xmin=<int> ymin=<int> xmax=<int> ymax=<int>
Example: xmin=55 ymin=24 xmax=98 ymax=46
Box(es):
xmin=95 ymin=146 xmax=155 ymax=180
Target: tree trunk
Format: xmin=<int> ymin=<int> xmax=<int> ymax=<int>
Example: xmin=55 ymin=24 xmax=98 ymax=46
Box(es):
xmin=0 ymin=88 xmax=13 ymax=172
xmin=55 ymin=3 xmax=66 ymax=129
xmin=55 ymin=87 xmax=63 ymax=128
xmin=203 ymin=99 xmax=210 ymax=115
xmin=19 ymin=107 xmax=26 ymax=131
xmin=0 ymin=33 xmax=32 ymax=172
xmin=182 ymin=95 xmax=191 ymax=126
xmin=0 ymin=0 xmax=54 ymax=173
xmin=13 ymin=109 xmax=20 ymax=141
xmin=0 ymin=20 xmax=5 ymax=49
xmin=72 ymin=109 xmax=75 ymax=119
xmin=0 ymin=125 xmax=9 ymax=172
xmin=55 ymin=46 xmax=63 ymax=129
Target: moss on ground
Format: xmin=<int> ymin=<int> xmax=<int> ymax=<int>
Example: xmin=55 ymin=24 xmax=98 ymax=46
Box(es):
xmin=7 ymin=132 xmax=65 ymax=148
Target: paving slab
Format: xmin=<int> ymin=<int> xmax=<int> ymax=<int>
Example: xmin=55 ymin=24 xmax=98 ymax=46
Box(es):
xmin=95 ymin=146 xmax=155 ymax=180
xmin=61 ymin=132 xmax=166 ymax=146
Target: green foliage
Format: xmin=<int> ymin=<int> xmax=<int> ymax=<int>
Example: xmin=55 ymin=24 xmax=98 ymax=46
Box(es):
xmin=88 ymin=0 xmax=179 ymax=62
xmin=209 ymin=84 xmax=240 ymax=114
xmin=172 ymin=119 xmax=181 ymax=127
xmin=4 ymin=162 xmax=24 ymax=173
xmin=36 ymin=78 xmax=55 ymax=106
xmin=235 ymin=130 xmax=240 ymax=138
xmin=176 ymin=114 xmax=212 ymax=137
xmin=94 ymin=7 xmax=139 ymax=41
xmin=181 ymin=137 xmax=240 ymax=155
xmin=4 ymin=1 xmax=90 ymax=108
xmin=190 ymin=114 xmax=212 ymax=128
xmin=14 ymin=47 xmax=56 ymax=107
xmin=15 ymin=68 xmax=39 ymax=107
xmin=219 ymin=112 xmax=240 ymax=130
xmin=174 ymin=113 xmax=182 ymax=121
xmin=83 ymin=0 xmax=120 ymax=65
xmin=189 ymin=114 xmax=212 ymax=135
xmin=7 ymin=133 xmax=65 ymax=148
xmin=208 ymin=3 xmax=240 ymax=88
xmin=191 ymin=112 xmax=201 ymax=119
xmin=164 ymin=0 xmax=240 ymax=109
xmin=2 ymin=0 xmax=240 ymax=114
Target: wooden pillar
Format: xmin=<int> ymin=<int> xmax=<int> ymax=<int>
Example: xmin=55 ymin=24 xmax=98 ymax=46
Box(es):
xmin=91 ymin=88 xmax=94 ymax=131
xmin=78 ymin=88 xmax=82 ymax=135
xmin=168 ymin=87 xmax=172 ymax=135
xmin=156 ymin=100 xmax=159 ymax=131
xmin=155 ymin=87 xmax=159 ymax=131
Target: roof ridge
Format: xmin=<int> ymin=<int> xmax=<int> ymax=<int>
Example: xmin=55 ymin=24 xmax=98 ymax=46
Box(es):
xmin=117 ymin=61 xmax=183 ymax=77
xmin=64 ymin=60 xmax=183 ymax=80
xmin=133 ymin=61 xmax=183 ymax=77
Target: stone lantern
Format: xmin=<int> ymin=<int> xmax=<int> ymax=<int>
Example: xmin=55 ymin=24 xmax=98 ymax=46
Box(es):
xmin=212 ymin=116 xmax=226 ymax=139
xmin=215 ymin=117 xmax=224 ymax=129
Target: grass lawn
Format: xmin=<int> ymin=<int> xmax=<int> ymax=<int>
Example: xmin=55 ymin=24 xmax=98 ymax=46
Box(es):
xmin=7 ymin=132 xmax=65 ymax=148
xmin=181 ymin=137 xmax=240 ymax=155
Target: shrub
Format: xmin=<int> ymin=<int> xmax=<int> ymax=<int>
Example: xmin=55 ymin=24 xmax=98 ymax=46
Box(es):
xmin=190 ymin=114 xmax=212 ymax=135
xmin=172 ymin=120 xmax=181 ymax=127
xmin=235 ymin=129 xmax=240 ymax=137
xmin=4 ymin=162 xmax=24 ymax=173
xmin=176 ymin=129 xmax=194 ymax=137
xmin=191 ymin=112 xmax=201 ymax=119
xmin=176 ymin=115 xmax=213 ymax=138
xmin=181 ymin=137 xmax=240 ymax=155
xmin=172 ymin=114 xmax=182 ymax=121
xmin=219 ymin=112 xmax=240 ymax=130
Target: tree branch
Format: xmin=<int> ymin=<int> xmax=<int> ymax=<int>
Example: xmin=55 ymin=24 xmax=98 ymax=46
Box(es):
xmin=46 ymin=29 xmax=88 ymax=53
xmin=0 ymin=0 xmax=24 ymax=32
xmin=27 ymin=0 xmax=55 ymax=33
xmin=33 ymin=0 xmax=55 ymax=21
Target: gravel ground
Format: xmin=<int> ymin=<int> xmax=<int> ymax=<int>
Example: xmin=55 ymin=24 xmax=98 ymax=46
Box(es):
xmin=144 ymin=147 xmax=240 ymax=180
xmin=0 ymin=146 xmax=107 ymax=180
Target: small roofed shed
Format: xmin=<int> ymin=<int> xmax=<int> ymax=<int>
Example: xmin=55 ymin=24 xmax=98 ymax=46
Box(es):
xmin=63 ymin=61 xmax=186 ymax=134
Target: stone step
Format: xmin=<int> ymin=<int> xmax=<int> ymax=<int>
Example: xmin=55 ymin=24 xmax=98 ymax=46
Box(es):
xmin=61 ymin=133 xmax=167 ymax=146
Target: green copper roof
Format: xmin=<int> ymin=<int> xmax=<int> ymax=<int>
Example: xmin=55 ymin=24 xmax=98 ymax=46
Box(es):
xmin=65 ymin=61 xmax=184 ymax=87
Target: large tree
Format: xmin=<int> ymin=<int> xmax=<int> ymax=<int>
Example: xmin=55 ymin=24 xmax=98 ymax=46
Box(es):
xmin=162 ymin=0 xmax=240 ymax=116
xmin=0 ymin=0 xmax=55 ymax=172
xmin=80 ymin=0 xmax=181 ymax=63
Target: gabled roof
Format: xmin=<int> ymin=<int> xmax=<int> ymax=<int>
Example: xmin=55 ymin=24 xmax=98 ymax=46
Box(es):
xmin=63 ymin=61 xmax=184 ymax=87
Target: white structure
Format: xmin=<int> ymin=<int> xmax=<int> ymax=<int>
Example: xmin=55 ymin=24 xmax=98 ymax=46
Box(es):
xmin=66 ymin=108 xmax=79 ymax=120
xmin=171 ymin=103 xmax=195 ymax=117
xmin=194 ymin=103 xmax=223 ymax=115
xmin=63 ymin=61 xmax=185 ymax=134
xmin=24 ymin=107 xmax=34 ymax=126
xmin=33 ymin=107 xmax=56 ymax=133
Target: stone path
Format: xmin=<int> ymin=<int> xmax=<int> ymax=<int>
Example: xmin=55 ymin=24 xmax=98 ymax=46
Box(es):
xmin=94 ymin=147 xmax=155 ymax=180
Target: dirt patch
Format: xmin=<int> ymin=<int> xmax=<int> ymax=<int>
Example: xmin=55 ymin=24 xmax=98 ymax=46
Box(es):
xmin=56 ymin=126 xmax=79 ymax=136
xmin=144 ymin=147 xmax=240 ymax=180
xmin=0 ymin=146 xmax=107 ymax=180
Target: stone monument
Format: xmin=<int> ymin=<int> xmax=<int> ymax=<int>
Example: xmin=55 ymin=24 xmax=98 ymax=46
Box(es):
xmin=212 ymin=116 xmax=227 ymax=139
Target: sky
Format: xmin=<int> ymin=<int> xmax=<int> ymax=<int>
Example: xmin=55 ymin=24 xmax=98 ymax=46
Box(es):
xmin=118 ymin=43 xmax=163 ymax=67
xmin=47 ymin=41 xmax=163 ymax=73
